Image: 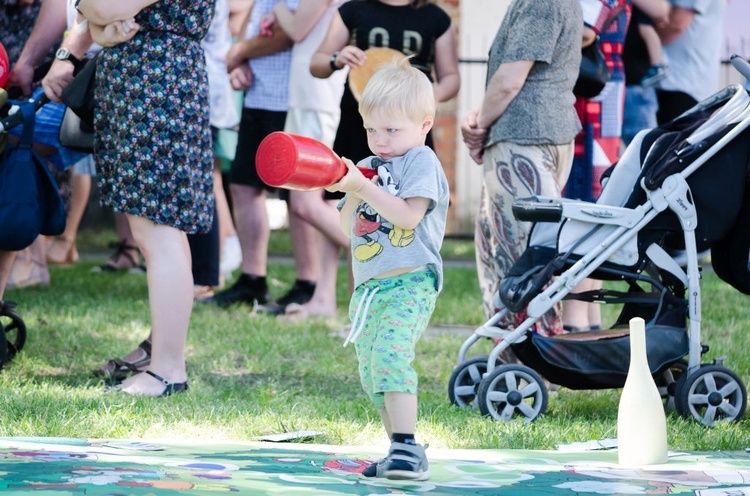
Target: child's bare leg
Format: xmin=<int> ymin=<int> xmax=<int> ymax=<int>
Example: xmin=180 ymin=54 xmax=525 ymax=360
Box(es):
xmin=383 ymin=391 xmax=428 ymax=480
xmin=378 ymin=404 xmax=392 ymax=439
xmin=638 ymin=24 xmax=664 ymax=66
xmin=384 ymin=391 xmax=417 ymax=436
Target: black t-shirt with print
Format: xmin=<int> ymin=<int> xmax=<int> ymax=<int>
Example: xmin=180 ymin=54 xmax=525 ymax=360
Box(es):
xmin=338 ymin=0 xmax=451 ymax=80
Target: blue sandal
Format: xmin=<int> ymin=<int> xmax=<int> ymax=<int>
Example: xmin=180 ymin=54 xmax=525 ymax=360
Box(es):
xmin=145 ymin=370 xmax=188 ymax=397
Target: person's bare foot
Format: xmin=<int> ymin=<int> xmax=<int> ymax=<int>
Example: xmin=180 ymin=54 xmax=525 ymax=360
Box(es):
xmin=115 ymin=370 xmax=188 ymax=397
xmin=193 ymin=285 xmax=214 ymax=301
xmin=278 ymin=302 xmax=337 ymax=322
xmin=94 ymin=241 xmax=143 ymax=273
xmin=46 ymin=236 xmax=79 ymax=265
xmin=95 ymin=340 xmax=151 ymax=378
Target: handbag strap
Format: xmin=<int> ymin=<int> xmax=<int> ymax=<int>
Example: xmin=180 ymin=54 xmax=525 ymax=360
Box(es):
xmin=17 ymin=102 xmax=36 ymax=150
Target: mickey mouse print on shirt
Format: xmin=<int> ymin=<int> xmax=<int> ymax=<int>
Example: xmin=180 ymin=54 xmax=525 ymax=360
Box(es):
xmin=352 ymin=157 xmax=415 ymax=263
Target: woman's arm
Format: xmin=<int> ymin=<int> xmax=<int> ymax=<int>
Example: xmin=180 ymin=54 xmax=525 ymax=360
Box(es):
xmin=432 ymin=25 xmax=460 ymax=102
xmin=310 ymin=12 xmax=365 ymax=78
xmin=477 ymin=59 xmax=534 ymax=129
xmin=77 ymin=0 xmax=159 ymax=25
xmin=273 ymin=0 xmax=329 ymax=44
xmin=225 ymin=23 xmax=293 ymax=72
xmin=229 ymin=0 xmax=254 ymax=38
xmin=582 ymin=25 xmax=597 ymax=47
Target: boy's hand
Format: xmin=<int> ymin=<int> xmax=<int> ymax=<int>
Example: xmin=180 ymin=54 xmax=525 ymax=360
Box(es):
xmin=325 ymin=157 xmax=374 ymax=194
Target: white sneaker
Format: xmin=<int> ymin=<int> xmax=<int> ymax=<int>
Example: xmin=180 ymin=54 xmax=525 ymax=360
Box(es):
xmin=220 ymin=236 xmax=242 ymax=279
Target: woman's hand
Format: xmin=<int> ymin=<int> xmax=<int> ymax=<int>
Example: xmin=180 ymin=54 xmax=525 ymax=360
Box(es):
xmin=259 ymin=12 xmax=276 ymax=37
xmin=90 ymin=18 xmax=140 ymax=47
xmin=335 ymin=46 xmax=367 ymax=70
xmin=461 ymin=110 xmax=489 ymax=165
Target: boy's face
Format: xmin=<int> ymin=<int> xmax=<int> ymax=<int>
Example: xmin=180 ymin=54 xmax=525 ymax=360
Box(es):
xmin=362 ymin=109 xmax=433 ymax=161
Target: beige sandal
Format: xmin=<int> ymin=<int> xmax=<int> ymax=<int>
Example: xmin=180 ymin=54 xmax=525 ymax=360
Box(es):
xmin=6 ymin=242 xmax=50 ymax=289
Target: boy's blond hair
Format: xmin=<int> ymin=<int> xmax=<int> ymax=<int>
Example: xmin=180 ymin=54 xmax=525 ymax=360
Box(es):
xmin=359 ymin=56 xmax=435 ymax=124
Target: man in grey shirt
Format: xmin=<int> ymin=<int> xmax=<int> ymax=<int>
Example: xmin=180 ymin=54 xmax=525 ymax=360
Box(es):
xmin=461 ymin=0 xmax=582 ymax=334
xmin=655 ymin=0 xmax=726 ymax=124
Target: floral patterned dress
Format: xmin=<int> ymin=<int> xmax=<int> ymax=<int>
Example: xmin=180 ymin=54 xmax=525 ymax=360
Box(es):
xmin=94 ymin=0 xmax=216 ymax=234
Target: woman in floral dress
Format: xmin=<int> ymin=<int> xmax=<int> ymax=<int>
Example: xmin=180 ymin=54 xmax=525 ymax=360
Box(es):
xmin=77 ymin=0 xmax=215 ymax=396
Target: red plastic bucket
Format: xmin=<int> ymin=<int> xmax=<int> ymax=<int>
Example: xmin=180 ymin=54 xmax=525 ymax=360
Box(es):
xmin=0 ymin=42 xmax=10 ymax=88
xmin=256 ymin=132 xmax=375 ymax=190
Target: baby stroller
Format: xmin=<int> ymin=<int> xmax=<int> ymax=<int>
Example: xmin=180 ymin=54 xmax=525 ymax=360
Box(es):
xmin=448 ymin=56 xmax=750 ymax=427
xmin=0 ymin=91 xmax=53 ymax=370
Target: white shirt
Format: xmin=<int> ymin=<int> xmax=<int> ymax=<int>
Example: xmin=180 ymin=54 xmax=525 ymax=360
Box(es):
xmin=202 ymin=0 xmax=240 ymax=129
xmin=288 ymin=0 xmax=348 ymax=114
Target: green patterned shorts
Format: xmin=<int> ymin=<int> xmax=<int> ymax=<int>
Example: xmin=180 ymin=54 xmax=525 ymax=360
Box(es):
xmin=350 ymin=270 xmax=438 ymax=406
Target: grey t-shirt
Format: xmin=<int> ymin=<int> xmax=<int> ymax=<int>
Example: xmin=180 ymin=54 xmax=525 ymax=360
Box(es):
xmin=660 ymin=0 xmax=725 ymax=102
xmin=486 ymin=0 xmax=583 ymax=147
xmin=339 ymin=146 xmax=450 ymax=291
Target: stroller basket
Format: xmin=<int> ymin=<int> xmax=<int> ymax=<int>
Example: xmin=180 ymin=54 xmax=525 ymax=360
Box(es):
xmin=512 ymin=325 xmax=688 ymax=390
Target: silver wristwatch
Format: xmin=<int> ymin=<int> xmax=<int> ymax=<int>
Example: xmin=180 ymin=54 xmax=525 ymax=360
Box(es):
xmin=55 ymin=48 xmax=81 ymax=66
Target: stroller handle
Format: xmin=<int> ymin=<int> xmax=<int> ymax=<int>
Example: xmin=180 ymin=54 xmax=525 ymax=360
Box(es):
xmin=512 ymin=196 xmax=563 ymax=222
xmin=0 ymin=93 xmax=49 ymax=133
xmin=730 ymin=54 xmax=750 ymax=82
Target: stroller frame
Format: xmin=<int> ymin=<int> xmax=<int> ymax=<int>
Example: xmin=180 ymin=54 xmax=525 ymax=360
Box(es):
xmin=450 ymin=59 xmax=750 ymax=427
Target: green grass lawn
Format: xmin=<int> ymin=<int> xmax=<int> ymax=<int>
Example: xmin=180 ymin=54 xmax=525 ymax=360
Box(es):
xmin=0 ymin=230 xmax=748 ymax=452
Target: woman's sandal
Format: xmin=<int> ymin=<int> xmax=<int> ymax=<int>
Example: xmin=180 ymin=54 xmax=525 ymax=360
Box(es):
xmin=97 ymin=241 xmax=145 ymax=273
xmin=144 ymin=370 xmax=189 ymax=397
xmin=94 ymin=339 xmax=152 ymax=380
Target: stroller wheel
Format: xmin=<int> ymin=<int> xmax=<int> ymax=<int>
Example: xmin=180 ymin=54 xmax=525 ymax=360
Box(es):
xmin=448 ymin=355 xmax=499 ymax=409
xmin=477 ymin=364 xmax=548 ymax=423
xmin=674 ymin=364 xmax=747 ymax=426
xmin=655 ymin=359 xmax=688 ymax=412
xmin=0 ymin=302 xmax=27 ymax=369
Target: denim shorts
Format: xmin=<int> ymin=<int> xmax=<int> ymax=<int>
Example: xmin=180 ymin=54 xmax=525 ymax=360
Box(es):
xmin=622 ymin=84 xmax=658 ymax=146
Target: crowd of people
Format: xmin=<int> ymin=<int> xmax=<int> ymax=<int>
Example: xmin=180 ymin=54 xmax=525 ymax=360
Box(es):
xmin=0 ymin=0 xmax=730 ymax=481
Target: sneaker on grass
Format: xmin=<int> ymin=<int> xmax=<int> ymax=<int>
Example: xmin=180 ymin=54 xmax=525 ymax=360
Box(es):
xmin=256 ymin=280 xmax=315 ymax=315
xmin=383 ymin=442 xmax=429 ymax=481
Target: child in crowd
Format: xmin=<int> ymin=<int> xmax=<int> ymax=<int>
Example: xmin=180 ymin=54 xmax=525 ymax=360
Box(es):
xmin=326 ymin=57 xmax=449 ymax=481
xmin=636 ymin=9 xmax=668 ymax=87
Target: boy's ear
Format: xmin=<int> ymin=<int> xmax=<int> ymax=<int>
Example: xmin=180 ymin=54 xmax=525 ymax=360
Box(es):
xmin=421 ymin=117 xmax=434 ymax=135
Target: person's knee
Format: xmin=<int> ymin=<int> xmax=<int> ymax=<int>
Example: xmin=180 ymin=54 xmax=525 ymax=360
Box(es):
xmin=288 ymin=198 xmax=317 ymax=223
